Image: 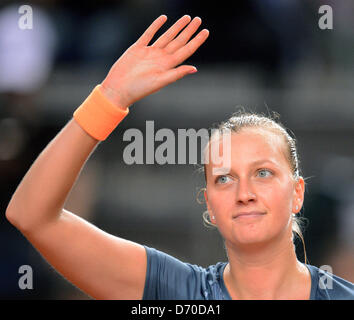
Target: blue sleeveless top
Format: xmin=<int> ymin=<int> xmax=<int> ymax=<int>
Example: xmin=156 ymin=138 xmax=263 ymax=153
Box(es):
xmin=142 ymin=246 xmax=354 ymax=300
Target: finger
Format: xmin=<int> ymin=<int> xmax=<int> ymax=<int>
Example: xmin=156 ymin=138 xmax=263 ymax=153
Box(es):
xmin=152 ymin=15 xmax=191 ymax=48
xmin=172 ymin=29 xmax=209 ymax=66
xmin=135 ymin=15 xmax=168 ymax=46
xmin=165 ymin=17 xmax=202 ymax=53
xmin=157 ymin=65 xmax=198 ymax=87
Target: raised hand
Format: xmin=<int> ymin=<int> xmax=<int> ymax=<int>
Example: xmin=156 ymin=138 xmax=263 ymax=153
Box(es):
xmin=101 ymin=15 xmax=209 ymax=109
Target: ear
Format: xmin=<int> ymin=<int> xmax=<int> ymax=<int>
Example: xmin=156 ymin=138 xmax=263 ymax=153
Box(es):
xmin=292 ymin=176 xmax=305 ymax=214
xmin=204 ymin=189 xmax=216 ymax=224
xmin=203 ymin=189 xmax=210 ymax=209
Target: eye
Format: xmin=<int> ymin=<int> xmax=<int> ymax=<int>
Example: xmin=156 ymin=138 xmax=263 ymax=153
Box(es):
xmin=257 ymin=169 xmax=273 ymax=178
xmin=216 ymin=175 xmax=231 ymax=184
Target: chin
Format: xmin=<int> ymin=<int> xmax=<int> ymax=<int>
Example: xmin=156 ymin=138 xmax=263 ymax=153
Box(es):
xmin=234 ymin=235 xmax=266 ymax=246
xmin=231 ymin=226 xmax=270 ymax=246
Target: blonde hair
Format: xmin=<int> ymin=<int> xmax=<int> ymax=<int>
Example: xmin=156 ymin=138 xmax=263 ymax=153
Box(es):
xmin=198 ymin=108 xmax=308 ymax=263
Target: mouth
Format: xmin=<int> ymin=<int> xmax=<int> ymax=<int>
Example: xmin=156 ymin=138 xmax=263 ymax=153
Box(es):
xmin=233 ymin=211 xmax=266 ymax=219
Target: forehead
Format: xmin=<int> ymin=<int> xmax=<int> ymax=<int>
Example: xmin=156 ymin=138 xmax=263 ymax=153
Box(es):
xmin=206 ymin=127 xmax=288 ymax=168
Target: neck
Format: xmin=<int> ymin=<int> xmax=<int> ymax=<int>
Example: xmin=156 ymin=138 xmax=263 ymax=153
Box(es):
xmin=223 ymin=232 xmax=310 ymax=300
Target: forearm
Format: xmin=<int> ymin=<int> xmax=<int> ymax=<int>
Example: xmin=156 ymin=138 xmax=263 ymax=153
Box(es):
xmin=6 ymin=118 xmax=99 ymax=232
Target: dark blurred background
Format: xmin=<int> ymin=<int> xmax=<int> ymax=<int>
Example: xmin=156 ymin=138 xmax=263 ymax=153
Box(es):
xmin=0 ymin=0 xmax=353 ymax=299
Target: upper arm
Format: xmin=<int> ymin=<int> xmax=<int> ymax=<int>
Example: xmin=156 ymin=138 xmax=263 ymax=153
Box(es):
xmin=22 ymin=209 xmax=147 ymax=299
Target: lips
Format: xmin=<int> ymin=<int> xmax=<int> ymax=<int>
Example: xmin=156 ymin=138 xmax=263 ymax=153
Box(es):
xmin=233 ymin=211 xmax=266 ymax=219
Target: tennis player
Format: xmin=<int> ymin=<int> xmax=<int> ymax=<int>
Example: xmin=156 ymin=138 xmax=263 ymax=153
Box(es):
xmin=6 ymin=15 xmax=354 ymax=300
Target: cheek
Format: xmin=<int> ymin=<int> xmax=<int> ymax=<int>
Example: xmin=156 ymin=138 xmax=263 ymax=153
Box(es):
xmin=261 ymin=182 xmax=294 ymax=222
xmin=207 ymin=189 xmax=234 ymax=215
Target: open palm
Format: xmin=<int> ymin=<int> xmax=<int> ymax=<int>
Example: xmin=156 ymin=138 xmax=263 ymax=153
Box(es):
xmin=101 ymin=15 xmax=209 ymax=109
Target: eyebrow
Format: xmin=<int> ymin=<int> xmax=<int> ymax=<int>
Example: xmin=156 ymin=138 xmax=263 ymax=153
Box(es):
xmin=250 ymin=159 xmax=279 ymax=166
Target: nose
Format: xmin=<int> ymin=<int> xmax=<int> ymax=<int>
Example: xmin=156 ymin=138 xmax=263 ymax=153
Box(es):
xmin=236 ymin=177 xmax=256 ymax=204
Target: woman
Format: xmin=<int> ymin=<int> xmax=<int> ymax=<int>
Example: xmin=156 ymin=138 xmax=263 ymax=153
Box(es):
xmin=6 ymin=15 xmax=353 ymax=300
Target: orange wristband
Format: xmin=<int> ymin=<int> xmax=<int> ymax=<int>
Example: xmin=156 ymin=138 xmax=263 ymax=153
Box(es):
xmin=73 ymin=85 xmax=129 ymax=141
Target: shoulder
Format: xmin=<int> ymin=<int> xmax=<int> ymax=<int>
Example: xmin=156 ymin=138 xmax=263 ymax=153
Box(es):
xmin=306 ymin=264 xmax=354 ymax=300
xmin=143 ymin=246 xmax=227 ymax=300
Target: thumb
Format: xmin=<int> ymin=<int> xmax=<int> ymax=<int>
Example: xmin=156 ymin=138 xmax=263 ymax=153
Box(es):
xmin=158 ymin=65 xmax=197 ymax=86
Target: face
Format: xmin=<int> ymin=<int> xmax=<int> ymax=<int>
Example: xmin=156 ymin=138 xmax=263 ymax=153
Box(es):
xmin=204 ymin=128 xmax=305 ymax=249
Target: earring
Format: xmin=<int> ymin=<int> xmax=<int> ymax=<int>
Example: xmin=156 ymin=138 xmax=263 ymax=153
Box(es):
xmin=296 ymin=205 xmax=299 ymax=210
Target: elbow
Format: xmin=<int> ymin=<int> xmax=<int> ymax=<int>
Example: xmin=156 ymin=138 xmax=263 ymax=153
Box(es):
xmin=6 ymin=205 xmax=33 ymax=234
xmin=5 ymin=201 xmax=20 ymax=229
xmin=5 ymin=199 xmax=30 ymax=232
xmin=6 ymin=199 xmax=61 ymax=234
